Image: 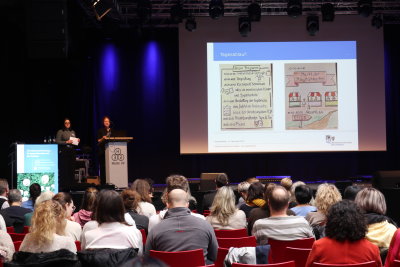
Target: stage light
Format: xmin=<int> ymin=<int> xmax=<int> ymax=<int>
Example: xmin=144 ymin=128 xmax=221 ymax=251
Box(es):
xmin=306 ymin=15 xmax=319 ymax=36
xmin=92 ymin=0 xmax=113 ymax=21
xmin=137 ymin=0 xmax=152 ymax=22
xmin=209 ymin=0 xmax=224 ymax=20
xmin=321 ymin=3 xmax=335 ymax=22
xmin=170 ymin=3 xmax=186 ymax=24
xmin=248 ymin=3 xmax=261 ymax=22
xmin=287 ymin=0 xmax=302 ymax=18
xmin=371 ymin=14 xmax=383 ymax=29
xmin=185 ymin=17 xmax=197 ymax=32
xmin=358 ymin=0 xmax=373 ymax=17
xmin=239 ymin=17 xmax=251 ymax=37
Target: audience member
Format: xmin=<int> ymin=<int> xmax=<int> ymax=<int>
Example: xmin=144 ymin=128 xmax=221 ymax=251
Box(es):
xmin=384 ymin=229 xmax=400 ymax=267
xmin=0 ymin=214 xmax=5 ymax=231
xmin=0 ymin=179 xmax=10 ymax=209
xmin=236 ymin=181 xmax=251 ymax=208
xmin=53 ymin=192 xmax=82 ymax=241
xmin=289 ymin=181 xmax=306 ymax=206
xmin=145 ymin=189 xmax=218 ymax=264
xmin=0 ymin=229 xmax=15 ymax=261
xmin=24 ymin=191 xmax=55 ymax=226
xmin=240 ymin=182 xmax=266 ymax=217
xmin=306 ymin=183 xmax=342 ymax=227
xmin=252 ymin=185 xmax=314 ymax=245
xmin=0 ymin=189 xmax=31 ymax=233
xmin=355 ymin=187 xmax=397 ymax=253
xmin=290 ymin=185 xmax=317 ymax=216
xmin=202 ymin=173 xmax=229 ymax=213
xmin=122 ymin=189 xmax=149 ymax=232
xmin=206 ymin=186 xmax=246 ymax=229
xmin=81 ymin=190 xmax=143 ymax=254
xmin=19 ymin=200 xmax=76 ymax=253
xmin=343 ymin=185 xmax=362 ymax=201
xmin=73 ymin=187 xmax=98 ymax=227
xmin=280 ymin=178 xmax=293 ymax=192
xmin=305 ymin=200 xmax=382 ymax=267
xmin=21 ymin=183 xmax=41 ymax=211
xmin=131 ymin=179 xmax=157 ymax=218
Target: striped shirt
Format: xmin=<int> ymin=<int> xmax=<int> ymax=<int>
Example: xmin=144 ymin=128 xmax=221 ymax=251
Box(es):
xmin=252 ymin=216 xmax=314 ymax=245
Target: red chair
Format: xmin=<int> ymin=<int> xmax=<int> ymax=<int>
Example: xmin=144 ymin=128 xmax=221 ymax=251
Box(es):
xmin=23 ymin=226 xmax=30 ymax=234
xmin=150 ymin=249 xmax=205 ymax=267
xmin=215 ymin=247 xmax=229 ymax=267
xmin=311 ymin=262 xmax=377 ymax=267
xmin=268 ymin=238 xmax=315 ymax=263
xmin=9 ymin=233 xmax=26 ymax=242
xmin=215 ymin=229 xmax=248 ymax=238
xmin=232 ymin=260 xmax=296 ymax=267
xmin=140 ymin=229 xmax=147 ymax=245
xmin=75 ymin=241 xmax=81 ymax=251
xmin=6 ymin=226 xmax=14 ymax=233
xmin=217 ymin=236 xmax=257 ymax=249
xmin=13 ymin=241 xmax=22 ymax=252
xmin=284 ymin=247 xmax=312 ymax=267
xmin=392 ymin=260 xmax=400 ymax=267
xmin=203 ymin=210 xmax=211 ymax=217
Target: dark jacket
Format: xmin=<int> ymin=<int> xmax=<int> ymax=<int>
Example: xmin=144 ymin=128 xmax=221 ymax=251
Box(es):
xmin=5 ymin=249 xmax=80 ymax=267
xmin=77 ymin=248 xmax=138 ymax=267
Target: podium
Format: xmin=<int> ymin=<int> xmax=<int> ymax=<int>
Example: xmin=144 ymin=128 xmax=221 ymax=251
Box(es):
xmin=104 ymin=137 xmax=133 ymax=188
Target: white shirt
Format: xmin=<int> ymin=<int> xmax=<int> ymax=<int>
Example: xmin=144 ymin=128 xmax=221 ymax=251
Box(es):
xmin=65 ymin=219 xmax=82 ymax=241
xmin=136 ymin=202 xmax=156 ymax=218
xmin=20 ymin=233 xmax=76 ymax=253
xmin=0 ymin=196 xmax=9 ymax=209
xmin=148 ymin=209 xmax=206 ymax=233
xmin=0 ymin=214 xmax=6 ymax=231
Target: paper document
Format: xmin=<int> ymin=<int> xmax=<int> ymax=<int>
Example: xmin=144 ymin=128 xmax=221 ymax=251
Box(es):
xmin=69 ymin=137 xmax=79 ymax=146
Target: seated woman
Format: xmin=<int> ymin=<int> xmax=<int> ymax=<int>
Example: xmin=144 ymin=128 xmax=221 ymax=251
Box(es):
xmin=81 ymin=190 xmax=142 ymax=254
xmin=206 ymin=186 xmax=246 ymax=230
xmin=73 ymin=187 xmax=98 ymax=227
xmin=19 ymin=200 xmax=77 ymax=253
xmin=305 ymin=200 xmax=382 ymax=267
xmin=0 ymin=229 xmax=15 ymax=261
xmin=21 ymin=183 xmax=41 ymax=211
xmin=131 ymin=179 xmax=157 ymax=218
xmin=53 ymin=192 xmax=82 ymax=241
xmin=355 ymin=187 xmax=397 ymax=254
xmin=239 ymin=182 xmax=266 ymax=218
xmin=121 ymin=189 xmax=149 ymax=232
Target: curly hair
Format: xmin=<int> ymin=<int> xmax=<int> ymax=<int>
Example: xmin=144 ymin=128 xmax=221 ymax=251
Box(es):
xmin=29 ymin=200 xmax=66 ymax=247
xmin=209 ymin=186 xmax=237 ymax=226
xmin=325 ymin=200 xmax=367 ymax=242
xmin=314 ymin=183 xmax=342 ymax=215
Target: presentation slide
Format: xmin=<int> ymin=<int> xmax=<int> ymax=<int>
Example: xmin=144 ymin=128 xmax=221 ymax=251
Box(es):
xmin=16 ymin=144 xmax=58 ymax=200
xmin=207 ymin=41 xmax=358 ymax=152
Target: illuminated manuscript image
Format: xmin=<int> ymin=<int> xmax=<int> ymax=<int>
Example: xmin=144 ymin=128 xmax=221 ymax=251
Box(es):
xmin=285 ymin=63 xmax=338 ymax=130
xmin=220 ymin=64 xmax=273 ymax=129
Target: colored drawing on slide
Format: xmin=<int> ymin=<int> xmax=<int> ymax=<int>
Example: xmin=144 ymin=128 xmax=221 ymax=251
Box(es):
xmin=220 ymin=64 xmax=273 ymax=129
xmin=285 ymin=63 xmax=338 ymax=130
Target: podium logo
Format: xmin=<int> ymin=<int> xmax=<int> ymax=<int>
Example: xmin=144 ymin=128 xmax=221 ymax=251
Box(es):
xmin=111 ymin=148 xmax=125 ymax=161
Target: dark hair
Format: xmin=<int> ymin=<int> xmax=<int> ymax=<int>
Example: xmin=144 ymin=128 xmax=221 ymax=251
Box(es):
xmin=95 ymin=190 xmax=126 ymax=225
xmin=53 ymin=192 xmax=73 ymax=209
xmin=166 ymin=175 xmax=189 ymax=192
xmin=343 ymin=185 xmax=362 ymax=201
xmin=294 ymin=185 xmax=313 ymax=204
xmin=29 ymin=183 xmax=41 ymax=204
xmin=121 ymin=189 xmax=141 ymax=211
xmin=325 ymin=200 xmax=367 ymax=242
xmin=131 ymin=179 xmax=152 ymax=203
xmin=81 ymin=187 xmax=98 ymax=211
xmin=247 ymin=182 xmax=264 ymax=202
xmin=268 ymin=186 xmax=290 ymax=212
xmin=215 ymin=173 xmax=229 ymax=188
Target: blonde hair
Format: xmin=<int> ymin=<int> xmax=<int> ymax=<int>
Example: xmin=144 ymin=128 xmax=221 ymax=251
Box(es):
xmin=314 ymin=183 xmax=342 ymax=215
xmin=29 ymin=200 xmax=66 ymax=247
xmin=355 ymin=187 xmax=386 ymax=215
xmin=35 ymin=191 xmax=55 ymax=206
xmin=210 ymin=186 xmax=236 ymax=226
xmin=280 ymin=178 xmax=293 ymax=191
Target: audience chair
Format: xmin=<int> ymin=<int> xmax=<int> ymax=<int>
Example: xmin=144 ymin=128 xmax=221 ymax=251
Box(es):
xmin=13 ymin=241 xmax=22 ymax=252
xmin=392 ymin=260 xmax=400 ymax=267
xmin=284 ymin=247 xmax=312 ymax=267
xmin=203 ymin=210 xmax=211 ymax=216
xmin=140 ymin=229 xmax=147 ymax=245
xmin=215 ymin=229 xmax=248 ymax=238
xmin=215 ymin=247 xmax=229 ymax=267
xmin=232 ymin=260 xmax=296 ymax=267
xmin=268 ymin=238 xmax=315 ymax=263
xmin=75 ymin=241 xmax=81 ymax=251
xmin=9 ymin=233 xmax=26 ymax=242
xmin=23 ymin=226 xmax=30 ymax=234
xmin=6 ymin=227 xmax=14 ymax=233
xmin=150 ymin=249 xmax=205 ymax=267
xmin=312 ymin=261 xmax=377 ymax=267
xmin=217 ymin=236 xmax=257 ymax=249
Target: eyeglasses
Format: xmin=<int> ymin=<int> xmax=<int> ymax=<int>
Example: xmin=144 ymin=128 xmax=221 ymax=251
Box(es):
xmin=72 ymin=205 xmax=76 ymax=211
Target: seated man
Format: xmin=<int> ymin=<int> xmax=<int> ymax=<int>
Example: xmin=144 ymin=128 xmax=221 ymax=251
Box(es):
xmin=0 ymin=189 xmax=31 ymax=233
xmin=252 ymin=185 xmax=314 ymax=245
xmin=145 ymin=189 xmax=218 ymax=264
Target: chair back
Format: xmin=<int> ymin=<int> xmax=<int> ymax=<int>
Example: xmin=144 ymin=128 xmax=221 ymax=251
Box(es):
xmin=23 ymin=226 xmax=30 ymax=234
xmin=312 ymin=261 xmax=377 ymax=267
xmin=268 ymin=238 xmax=315 ymax=263
xmin=75 ymin=241 xmax=81 ymax=251
xmin=13 ymin=241 xmax=23 ymax=252
xmin=284 ymin=247 xmax=312 ymax=267
xmin=6 ymin=226 xmax=14 ymax=233
xmin=392 ymin=260 xmax=400 ymax=267
xmin=150 ymin=249 xmax=205 ymax=267
xmin=9 ymin=233 xmax=26 ymax=242
xmin=215 ymin=229 xmax=248 ymax=238
xmin=203 ymin=210 xmax=211 ymax=216
xmin=215 ymin=247 xmax=229 ymax=267
xmin=140 ymin=229 xmax=147 ymax=245
xmin=232 ymin=260 xmax=296 ymax=267
xmin=217 ymin=236 xmax=257 ymax=248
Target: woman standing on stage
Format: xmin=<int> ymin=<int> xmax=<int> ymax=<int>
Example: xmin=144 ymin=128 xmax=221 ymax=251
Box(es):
xmin=97 ymin=116 xmax=112 ymax=185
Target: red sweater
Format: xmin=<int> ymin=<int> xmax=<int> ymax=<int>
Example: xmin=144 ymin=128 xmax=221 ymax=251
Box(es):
xmin=306 ymin=237 xmax=382 ymax=267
